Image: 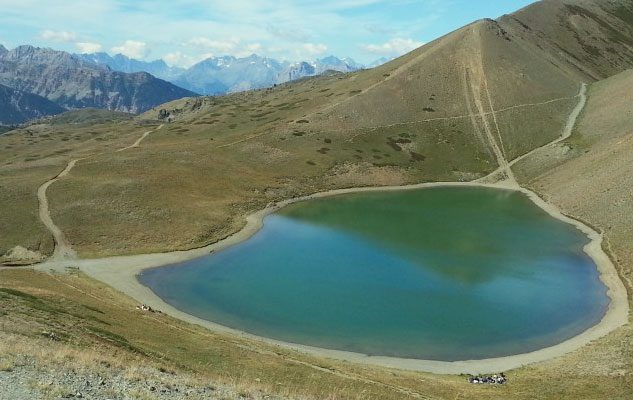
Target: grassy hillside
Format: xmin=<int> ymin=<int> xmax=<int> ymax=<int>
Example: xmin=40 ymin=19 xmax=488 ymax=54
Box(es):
xmin=6 ymin=0 xmax=633 ymax=258
xmin=0 ymin=119 xmax=160 ymax=261
xmin=501 ymin=0 xmax=633 ymax=81
xmin=514 ymin=65 xmax=633 ymax=400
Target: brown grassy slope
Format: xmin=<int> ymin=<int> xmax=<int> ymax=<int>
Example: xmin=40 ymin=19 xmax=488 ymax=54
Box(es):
xmin=312 ymin=18 xmax=582 ymax=161
xmin=0 ymin=269 xmax=492 ymax=400
xmin=500 ymin=0 xmax=633 ymax=81
xmin=516 ymin=67 xmax=633 ymax=292
xmin=3 ymin=0 xmax=633 ymax=259
xmin=509 ymin=67 xmax=633 ymax=400
xmin=2 ymin=268 xmax=633 ymax=400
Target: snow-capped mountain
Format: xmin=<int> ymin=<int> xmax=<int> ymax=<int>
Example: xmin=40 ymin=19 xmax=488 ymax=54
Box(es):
xmin=81 ymin=52 xmax=368 ymax=96
xmin=173 ymin=55 xmax=285 ymax=95
xmin=315 ymin=56 xmax=362 ymax=73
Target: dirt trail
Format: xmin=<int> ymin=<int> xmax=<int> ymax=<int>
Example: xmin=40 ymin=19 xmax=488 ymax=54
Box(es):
xmin=464 ymin=63 xmax=515 ymax=183
xmin=116 ymin=124 xmax=163 ymax=152
xmin=217 ymin=131 xmax=270 ymax=149
xmin=36 ymin=125 xmax=164 ymax=260
xmin=37 ymin=159 xmax=82 ymax=260
xmin=345 ymin=92 xmax=577 ymax=143
xmin=508 ymin=83 xmax=587 ymax=169
xmin=482 ymin=67 xmax=516 ymax=183
xmin=479 ymin=82 xmax=587 ymax=181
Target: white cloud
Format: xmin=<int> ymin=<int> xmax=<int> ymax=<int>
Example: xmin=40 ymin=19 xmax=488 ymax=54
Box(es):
xmin=178 ymin=39 xmax=264 ymax=63
xmin=111 ymin=40 xmax=150 ymax=59
xmin=185 ymin=37 xmax=239 ymax=53
xmin=361 ymin=38 xmax=423 ymax=56
xmin=163 ymin=51 xmax=213 ymax=68
xmin=40 ymin=30 xmax=76 ymax=42
xmin=75 ymin=42 xmax=102 ymax=53
xmin=266 ymin=25 xmax=311 ymax=42
xmin=302 ymin=43 xmax=328 ymax=56
xmin=1 ymin=0 xmax=456 ymax=64
xmin=235 ymin=43 xmax=263 ymax=57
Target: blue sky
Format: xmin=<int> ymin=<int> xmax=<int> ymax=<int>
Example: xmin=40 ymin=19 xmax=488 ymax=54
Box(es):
xmin=0 ymin=0 xmax=536 ymax=67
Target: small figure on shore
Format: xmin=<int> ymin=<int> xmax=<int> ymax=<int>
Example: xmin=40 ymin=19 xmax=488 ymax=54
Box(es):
xmin=468 ymin=373 xmax=507 ymax=385
xmin=136 ymin=304 xmax=155 ymax=313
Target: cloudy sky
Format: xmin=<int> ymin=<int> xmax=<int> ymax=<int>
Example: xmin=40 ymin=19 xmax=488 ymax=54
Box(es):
xmin=0 ymin=0 xmax=535 ymax=67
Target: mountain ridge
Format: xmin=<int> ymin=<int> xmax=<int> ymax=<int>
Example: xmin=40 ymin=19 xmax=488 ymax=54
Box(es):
xmin=78 ymin=51 xmax=369 ymax=95
xmin=0 ymin=45 xmax=196 ymax=113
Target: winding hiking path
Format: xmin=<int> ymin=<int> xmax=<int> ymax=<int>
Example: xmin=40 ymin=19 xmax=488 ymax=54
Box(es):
xmin=116 ymin=124 xmax=163 ymax=152
xmin=37 ymin=159 xmax=82 ymax=260
xmin=508 ymin=83 xmax=587 ymax=169
xmin=481 ymin=82 xmax=587 ymax=181
xmin=36 ymin=124 xmax=164 ymax=260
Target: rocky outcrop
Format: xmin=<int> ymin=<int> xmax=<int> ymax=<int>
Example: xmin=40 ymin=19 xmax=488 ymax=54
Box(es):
xmin=1 ymin=245 xmax=46 ymax=265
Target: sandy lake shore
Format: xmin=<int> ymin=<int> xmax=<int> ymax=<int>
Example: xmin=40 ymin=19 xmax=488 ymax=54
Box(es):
xmin=30 ymin=179 xmax=629 ymax=375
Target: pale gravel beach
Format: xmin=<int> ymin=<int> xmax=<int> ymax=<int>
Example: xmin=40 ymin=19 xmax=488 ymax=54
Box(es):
xmin=31 ymin=180 xmax=629 ymax=375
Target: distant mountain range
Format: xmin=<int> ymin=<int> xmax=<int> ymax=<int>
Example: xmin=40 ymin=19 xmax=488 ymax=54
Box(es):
xmin=77 ymin=52 xmax=386 ymax=96
xmin=0 ymin=43 xmax=389 ymax=125
xmin=0 ymin=45 xmax=195 ymax=125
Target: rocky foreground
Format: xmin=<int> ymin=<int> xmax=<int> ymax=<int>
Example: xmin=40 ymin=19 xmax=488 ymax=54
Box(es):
xmin=0 ymin=355 xmax=286 ymax=400
xmin=0 ymin=333 xmax=287 ymax=400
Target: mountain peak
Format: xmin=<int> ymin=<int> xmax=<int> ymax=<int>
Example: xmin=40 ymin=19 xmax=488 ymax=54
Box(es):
xmin=0 ymin=44 xmax=7 ymax=55
xmin=319 ymin=55 xmax=342 ymax=63
xmin=4 ymin=45 xmax=87 ymax=68
xmin=369 ymin=57 xmax=392 ymax=68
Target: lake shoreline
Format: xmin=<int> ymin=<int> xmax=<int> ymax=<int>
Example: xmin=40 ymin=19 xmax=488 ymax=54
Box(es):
xmin=34 ymin=180 xmax=629 ymax=375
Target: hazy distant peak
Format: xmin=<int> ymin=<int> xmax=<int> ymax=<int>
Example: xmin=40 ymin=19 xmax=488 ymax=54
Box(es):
xmin=76 ymin=52 xmax=185 ymax=81
xmin=318 ymin=55 xmax=343 ymax=64
xmin=368 ymin=57 xmax=392 ymax=68
xmin=78 ymin=50 xmax=364 ymax=96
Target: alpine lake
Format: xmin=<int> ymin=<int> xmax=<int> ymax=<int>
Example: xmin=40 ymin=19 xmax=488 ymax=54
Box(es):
xmin=139 ymin=187 xmax=609 ymax=361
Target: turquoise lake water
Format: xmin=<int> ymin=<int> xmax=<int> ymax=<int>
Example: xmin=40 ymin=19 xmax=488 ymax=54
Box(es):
xmin=139 ymin=187 xmax=609 ymax=361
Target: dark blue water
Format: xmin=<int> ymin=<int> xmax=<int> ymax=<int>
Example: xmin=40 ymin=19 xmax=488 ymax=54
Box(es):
xmin=139 ymin=187 xmax=609 ymax=361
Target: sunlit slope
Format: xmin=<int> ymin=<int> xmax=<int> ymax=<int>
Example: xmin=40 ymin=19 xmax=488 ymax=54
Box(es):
xmin=517 ymin=67 xmax=633 ymax=271
xmin=498 ymin=66 xmax=633 ymax=387
xmin=501 ymin=0 xmax=633 ymax=81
